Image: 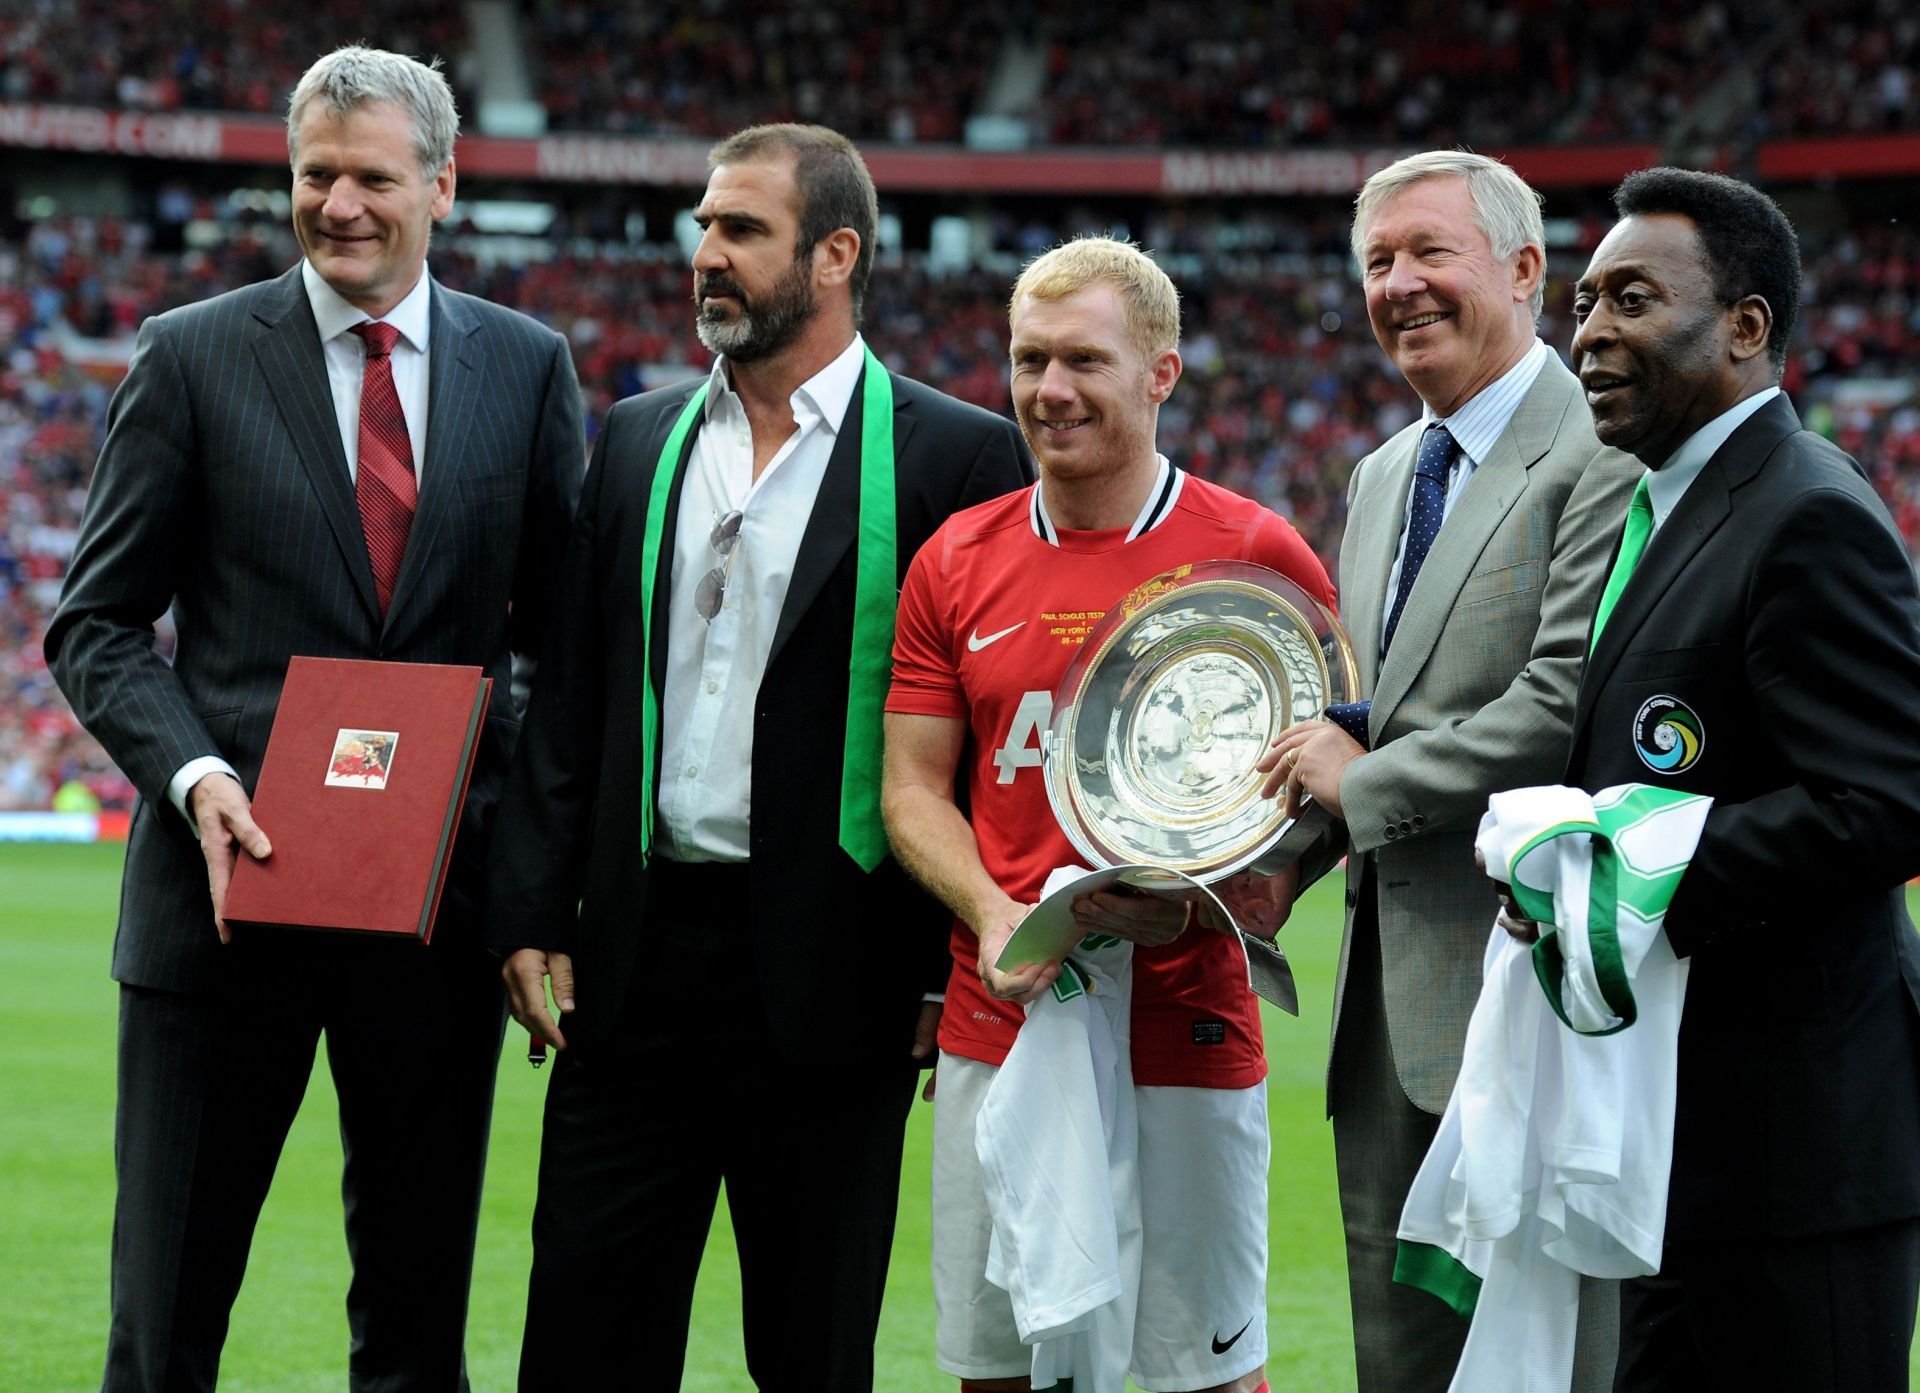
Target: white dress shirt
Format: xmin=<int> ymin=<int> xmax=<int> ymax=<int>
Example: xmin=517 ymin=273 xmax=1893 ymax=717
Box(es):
xmin=304 ymin=257 xmax=432 ymax=484
xmin=655 ymin=334 xmax=869 ymax=863
xmin=1381 ymin=338 xmax=1552 ymax=644
xmin=168 ymin=262 xmax=435 ymax=820
xmin=1642 ymin=387 xmax=1781 ymax=539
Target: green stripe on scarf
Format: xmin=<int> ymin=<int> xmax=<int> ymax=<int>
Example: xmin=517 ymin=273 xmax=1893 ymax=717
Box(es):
xmin=636 ymin=348 xmax=898 ymax=872
xmin=840 ymin=345 xmax=896 ymax=871
xmin=638 ymin=388 xmax=708 ymax=863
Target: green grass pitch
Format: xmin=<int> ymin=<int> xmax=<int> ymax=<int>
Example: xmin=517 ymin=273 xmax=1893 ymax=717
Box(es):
xmin=3 ymin=843 xmax=1916 ymax=1390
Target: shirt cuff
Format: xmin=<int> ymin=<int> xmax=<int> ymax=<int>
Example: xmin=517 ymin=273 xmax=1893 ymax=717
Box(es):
xmin=168 ymin=756 xmax=241 ymax=826
xmin=921 ymin=992 xmax=946 ymax=1005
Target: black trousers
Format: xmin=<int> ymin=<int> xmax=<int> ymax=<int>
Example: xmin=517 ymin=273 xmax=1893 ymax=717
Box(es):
xmin=518 ymin=860 xmax=920 ymax=1393
xmin=1614 ymin=1217 xmax=1920 ymax=1393
xmin=105 ymin=945 xmax=507 ymax=1393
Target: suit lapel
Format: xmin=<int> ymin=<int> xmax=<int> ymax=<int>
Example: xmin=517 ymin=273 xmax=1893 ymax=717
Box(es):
xmin=251 ymin=265 xmax=382 ymax=625
xmin=1371 ymin=361 xmax=1574 ymax=726
xmin=1343 ymin=426 xmax=1419 ymax=690
xmin=1571 ymin=394 xmax=1797 ymax=741
xmin=386 ymin=280 xmax=480 ymax=635
xmin=766 ymin=366 xmax=917 ymax=671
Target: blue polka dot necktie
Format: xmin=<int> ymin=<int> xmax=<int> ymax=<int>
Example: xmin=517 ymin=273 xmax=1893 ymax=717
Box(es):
xmin=1325 ymin=422 xmax=1457 ymax=748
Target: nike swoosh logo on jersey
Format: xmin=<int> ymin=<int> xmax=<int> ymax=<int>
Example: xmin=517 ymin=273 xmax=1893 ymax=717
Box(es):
xmin=1211 ymin=1317 xmax=1253 ymax=1355
xmin=967 ymin=622 xmax=1026 ymax=652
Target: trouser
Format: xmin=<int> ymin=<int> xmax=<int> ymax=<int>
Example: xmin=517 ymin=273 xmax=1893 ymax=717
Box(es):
xmin=105 ymin=943 xmax=506 ymax=1393
xmin=1614 ymin=1217 xmax=1920 ymax=1393
xmin=518 ymin=859 xmax=920 ymax=1392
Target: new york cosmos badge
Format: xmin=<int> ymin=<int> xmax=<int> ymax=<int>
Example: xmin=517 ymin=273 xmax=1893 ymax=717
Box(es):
xmin=1632 ymin=695 xmax=1704 ymax=775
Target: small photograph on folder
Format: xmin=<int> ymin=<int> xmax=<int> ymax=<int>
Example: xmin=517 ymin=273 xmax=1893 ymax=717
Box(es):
xmin=223 ymin=657 xmax=491 ymax=942
xmin=325 ymin=729 xmax=398 ymax=788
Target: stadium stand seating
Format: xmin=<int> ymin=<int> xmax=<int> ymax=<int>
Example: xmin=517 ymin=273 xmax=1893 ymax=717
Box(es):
xmin=0 ymin=0 xmax=474 ymax=117
xmin=16 ymin=0 xmax=1899 ymax=146
xmin=2 ymin=0 xmax=1917 ymax=810
xmin=3 ymin=198 xmax=1916 ymax=810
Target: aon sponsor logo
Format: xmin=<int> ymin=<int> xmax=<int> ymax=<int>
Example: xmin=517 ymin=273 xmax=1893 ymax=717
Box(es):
xmin=992 ymin=690 xmax=1053 ymax=784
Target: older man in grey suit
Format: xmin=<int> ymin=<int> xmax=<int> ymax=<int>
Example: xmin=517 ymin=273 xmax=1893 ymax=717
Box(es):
xmin=1262 ymin=151 xmax=1637 ymax=1393
xmin=46 ymin=46 xmax=582 ymax=1392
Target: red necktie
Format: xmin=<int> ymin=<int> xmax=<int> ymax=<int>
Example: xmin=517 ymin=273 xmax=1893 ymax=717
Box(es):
xmin=351 ymin=320 xmax=417 ymax=617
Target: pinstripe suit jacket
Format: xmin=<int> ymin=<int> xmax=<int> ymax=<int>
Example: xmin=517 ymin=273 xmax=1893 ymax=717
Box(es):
xmin=1327 ymin=354 xmax=1638 ymax=1113
xmin=46 ymin=263 xmax=584 ymax=1000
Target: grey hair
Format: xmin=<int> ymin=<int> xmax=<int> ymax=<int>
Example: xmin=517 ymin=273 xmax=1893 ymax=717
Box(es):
xmin=287 ymin=45 xmax=459 ymax=177
xmin=1351 ymin=150 xmax=1547 ymax=318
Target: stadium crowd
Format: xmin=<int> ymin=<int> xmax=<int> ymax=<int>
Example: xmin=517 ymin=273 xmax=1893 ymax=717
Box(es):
xmin=531 ymin=0 xmax=999 ymax=143
xmin=1752 ymin=0 xmax=1920 ymax=138
xmin=1024 ymin=0 xmax=1784 ymax=148
xmin=5 ymin=198 xmax=1918 ymax=813
xmin=0 ymin=0 xmax=475 ymax=118
xmin=15 ymin=0 xmax=1915 ymax=146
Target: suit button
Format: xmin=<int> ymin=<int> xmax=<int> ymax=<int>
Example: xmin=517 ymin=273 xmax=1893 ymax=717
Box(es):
xmin=1399 ymin=820 xmax=1414 ymax=835
xmin=1412 ymin=815 xmax=1426 ymax=830
xmin=1384 ymin=825 xmax=1398 ymax=840
xmin=1346 ymin=887 xmax=1358 ymax=907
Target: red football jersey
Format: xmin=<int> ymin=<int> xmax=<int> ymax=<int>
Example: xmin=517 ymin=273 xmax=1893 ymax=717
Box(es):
xmin=888 ymin=464 xmax=1336 ymax=1088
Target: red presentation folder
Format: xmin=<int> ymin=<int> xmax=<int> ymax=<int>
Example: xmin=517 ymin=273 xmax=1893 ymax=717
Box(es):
xmin=223 ymin=657 xmax=491 ymax=942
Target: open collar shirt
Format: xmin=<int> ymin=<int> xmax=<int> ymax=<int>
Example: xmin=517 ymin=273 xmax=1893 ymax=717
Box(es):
xmin=656 ymin=333 xmax=868 ymax=863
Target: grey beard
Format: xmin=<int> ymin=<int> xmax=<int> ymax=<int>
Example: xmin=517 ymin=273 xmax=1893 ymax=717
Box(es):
xmin=694 ymin=269 xmax=817 ymax=363
xmin=695 ymin=307 xmax=767 ymax=360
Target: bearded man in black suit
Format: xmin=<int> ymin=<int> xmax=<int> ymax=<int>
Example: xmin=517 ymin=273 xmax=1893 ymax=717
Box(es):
xmin=486 ymin=124 xmax=1032 ymax=1391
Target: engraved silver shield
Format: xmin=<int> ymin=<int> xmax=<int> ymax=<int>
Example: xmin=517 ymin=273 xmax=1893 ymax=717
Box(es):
xmin=1044 ymin=559 xmax=1360 ymax=882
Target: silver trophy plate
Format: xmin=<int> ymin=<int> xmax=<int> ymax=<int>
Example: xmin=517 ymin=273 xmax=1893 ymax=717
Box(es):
xmin=1044 ymin=559 xmax=1360 ymax=883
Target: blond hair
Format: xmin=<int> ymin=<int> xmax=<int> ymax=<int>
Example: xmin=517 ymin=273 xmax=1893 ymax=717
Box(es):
xmin=1010 ymin=237 xmax=1180 ymax=359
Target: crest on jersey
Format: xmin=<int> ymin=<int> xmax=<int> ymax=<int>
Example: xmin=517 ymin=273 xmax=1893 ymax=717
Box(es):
xmin=1632 ymin=695 xmax=1704 ymax=775
xmin=1118 ymin=563 xmax=1193 ymax=619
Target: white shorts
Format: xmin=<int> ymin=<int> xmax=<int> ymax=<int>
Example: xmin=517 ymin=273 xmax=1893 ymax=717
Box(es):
xmin=932 ymin=1051 xmax=1270 ymax=1390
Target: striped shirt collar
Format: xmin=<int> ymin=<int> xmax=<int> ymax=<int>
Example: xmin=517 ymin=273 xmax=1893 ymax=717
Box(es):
xmin=1421 ymin=337 xmax=1550 ymax=467
xmin=1030 ymin=454 xmax=1184 ymax=545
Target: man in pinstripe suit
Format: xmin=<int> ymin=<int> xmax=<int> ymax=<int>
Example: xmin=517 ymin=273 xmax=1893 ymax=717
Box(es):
xmin=46 ymin=47 xmax=583 ymax=1392
xmin=1262 ymin=151 xmax=1636 ymax=1393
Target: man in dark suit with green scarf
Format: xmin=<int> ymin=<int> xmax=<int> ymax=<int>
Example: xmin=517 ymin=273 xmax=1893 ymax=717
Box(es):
xmin=486 ymin=124 xmax=1031 ymax=1391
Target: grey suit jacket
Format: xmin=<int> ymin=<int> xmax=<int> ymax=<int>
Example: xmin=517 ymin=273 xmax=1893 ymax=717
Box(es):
xmin=47 ymin=263 xmax=585 ymax=1000
xmin=1327 ymin=353 xmax=1638 ymax=1112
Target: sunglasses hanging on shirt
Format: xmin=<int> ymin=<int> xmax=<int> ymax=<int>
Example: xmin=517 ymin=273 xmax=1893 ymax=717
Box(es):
xmin=694 ymin=509 xmax=744 ymax=622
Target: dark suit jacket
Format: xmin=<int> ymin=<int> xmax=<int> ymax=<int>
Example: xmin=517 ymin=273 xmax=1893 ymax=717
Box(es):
xmin=484 ymin=363 xmax=1032 ymax=1070
xmin=1567 ymin=394 xmax=1920 ymax=1239
xmin=47 ymin=263 xmax=585 ymax=1000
